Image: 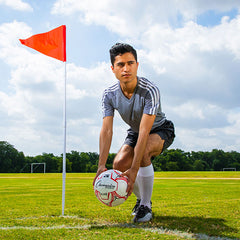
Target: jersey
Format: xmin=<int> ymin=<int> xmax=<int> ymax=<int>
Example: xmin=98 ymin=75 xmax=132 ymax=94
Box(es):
xmin=102 ymin=77 xmax=166 ymax=133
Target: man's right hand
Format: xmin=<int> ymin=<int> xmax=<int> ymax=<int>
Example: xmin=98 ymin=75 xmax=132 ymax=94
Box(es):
xmin=92 ymin=166 xmax=107 ymax=186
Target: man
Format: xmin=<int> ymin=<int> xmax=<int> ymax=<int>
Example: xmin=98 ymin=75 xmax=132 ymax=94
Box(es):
xmin=93 ymin=43 xmax=175 ymax=222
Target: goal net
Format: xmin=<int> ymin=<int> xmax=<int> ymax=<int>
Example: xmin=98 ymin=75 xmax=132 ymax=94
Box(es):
xmin=31 ymin=163 xmax=46 ymax=173
xmin=223 ymin=168 xmax=236 ymax=171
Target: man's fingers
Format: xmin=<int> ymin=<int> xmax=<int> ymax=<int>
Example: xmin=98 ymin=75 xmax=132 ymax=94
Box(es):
xmin=120 ymin=171 xmax=127 ymax=177
xmin=120 ymin=169 xmax=136 ymax=196
xmin=126 ymin=179 xmax=134 ymax=196
xmin=93 ymin=168 xmax=107 ymax=186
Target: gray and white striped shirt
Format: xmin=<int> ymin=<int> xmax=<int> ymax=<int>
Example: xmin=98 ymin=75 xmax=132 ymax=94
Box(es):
xmin=102 ymin=77 xmax=166 ymax=132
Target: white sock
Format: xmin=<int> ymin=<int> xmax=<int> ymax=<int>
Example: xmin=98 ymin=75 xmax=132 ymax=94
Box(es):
xmin=133 ymin=173 xmax=141 ymax=200
xmin=138 ymin=164 xmax=154 ymax=209
xmin=133 ymin=175 xmax=141 ymax=200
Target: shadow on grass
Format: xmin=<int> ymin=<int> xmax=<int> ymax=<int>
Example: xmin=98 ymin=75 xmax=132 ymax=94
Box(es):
xmin=152 ymin=215 xmax=239 ymax=239
xmin=89 ymin=215 xmax=239 ymax=239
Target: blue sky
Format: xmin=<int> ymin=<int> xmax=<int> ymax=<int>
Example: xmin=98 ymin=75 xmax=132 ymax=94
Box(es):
xmin=0 ymin=0 xmax=240 ymax=156
xmin=197 ymin=8 xmax=238 ymax=26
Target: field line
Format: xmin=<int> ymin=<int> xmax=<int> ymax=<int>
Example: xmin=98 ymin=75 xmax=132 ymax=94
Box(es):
xmin=0 ymin=223 xmax=238 ymax=240
xmin=0 ymin=225 xmax=91 ymax=230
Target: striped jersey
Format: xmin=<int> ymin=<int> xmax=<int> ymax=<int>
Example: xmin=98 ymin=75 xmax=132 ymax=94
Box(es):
xmin=102 ymin=77 xmax=166 ymax=133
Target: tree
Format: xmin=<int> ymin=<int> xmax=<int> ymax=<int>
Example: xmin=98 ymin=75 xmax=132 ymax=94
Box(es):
xmin=41 ymin=153 xmax=58 ymax=172
xmin=106 ymin=153 xmax=116 ymax=169
xmin=193 ymin=160 xmax=205 ymax=171
xmin=57 ymin=156 xmax=72 ymax=172
xmin=166 ymin=161 xmax=179 ymax=171
xmin=212 ymin=149 xmax=228 ymax=171
xmin=1 ymin=141 xmax=240 ymax=173
xmin=67 ymin=151 xmax=81 ymax=172
xmin=79 ymin=152 xmax=90 ymax=172
xmin=85 ymin=152 xmax=99 ymax=172
xmin=0 ymin=141 xmax=25 ymax=173
xmin=164 ymin=149 xmax=193 ymax=171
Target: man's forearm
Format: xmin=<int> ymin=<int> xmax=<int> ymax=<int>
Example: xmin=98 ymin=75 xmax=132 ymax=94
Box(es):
xmin=98 ymin=128 xmax=113 ymax=168
xmin=131 ymin=131 xmax=148 ymax=171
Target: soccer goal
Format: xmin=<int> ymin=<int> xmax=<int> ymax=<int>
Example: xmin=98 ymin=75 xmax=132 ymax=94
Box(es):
xmin=31 ymin=163 xmax=46 ymax=173
xmin=223 ymin=168 xmax=236 ymax=171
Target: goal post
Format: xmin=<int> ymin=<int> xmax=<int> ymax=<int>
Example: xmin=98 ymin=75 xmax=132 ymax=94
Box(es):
xmin=223 ymin=168 xmax=236 ymax=171
xmin=31 ymin=163 xmax=46 ymax=173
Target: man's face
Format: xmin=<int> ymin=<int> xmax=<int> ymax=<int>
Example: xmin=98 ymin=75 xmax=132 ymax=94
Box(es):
xmin=111 ymin=52 xmax=139 ymax=84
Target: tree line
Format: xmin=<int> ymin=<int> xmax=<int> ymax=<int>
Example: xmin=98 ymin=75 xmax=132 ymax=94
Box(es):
xmin=0 ymin=141 xmax=239 ymax=173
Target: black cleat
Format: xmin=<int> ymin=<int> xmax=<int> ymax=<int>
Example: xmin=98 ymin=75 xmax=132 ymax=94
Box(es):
xmin=133 ymin=205 xmax=152 ymax=223
xmin=131 ymin=199 xmax=141 ymax=216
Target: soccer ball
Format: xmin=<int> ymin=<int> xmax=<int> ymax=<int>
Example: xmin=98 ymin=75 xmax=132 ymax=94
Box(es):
xmin=94 ymin=169 xmax=128 ymax=207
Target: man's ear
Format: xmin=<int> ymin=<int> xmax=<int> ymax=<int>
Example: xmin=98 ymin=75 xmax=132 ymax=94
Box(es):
xmin=111 ymin=65 xmax=114 ymax=72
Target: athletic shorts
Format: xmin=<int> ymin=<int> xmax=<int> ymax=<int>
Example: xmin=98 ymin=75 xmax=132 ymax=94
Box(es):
xmin=123 ymin=119 xmax=175 ymax=152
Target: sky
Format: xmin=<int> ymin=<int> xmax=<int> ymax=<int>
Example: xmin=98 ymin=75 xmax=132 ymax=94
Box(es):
xmin=0 ymin=0 xmax=240 ymax=156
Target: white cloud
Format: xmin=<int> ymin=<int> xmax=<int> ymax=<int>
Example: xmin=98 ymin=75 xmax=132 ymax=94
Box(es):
xmin=0 ymin=0 xmax=33 ymax=11
xmin=67 ymin=62 xmax=114 ymax=99
xmin=173 ymin=106 xmax=240 ymax=152
xmin=138 ymin=16 xmax=240 ymax=108
xmin=51 ymin=0 xmax=179 ymax=38
xmin=52 ymin=0 xmax=240 ymax=37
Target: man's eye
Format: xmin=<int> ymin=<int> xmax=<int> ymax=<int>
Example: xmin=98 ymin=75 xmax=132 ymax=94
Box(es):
xmin=117 ymin=63 xmax=124 ymax=67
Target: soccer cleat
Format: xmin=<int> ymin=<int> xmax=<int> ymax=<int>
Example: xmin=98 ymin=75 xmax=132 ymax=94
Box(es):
xmin=131 ymin=199 xmax=141 ymax=216
xmin=133 ymin=205 xmax=152 ymax=223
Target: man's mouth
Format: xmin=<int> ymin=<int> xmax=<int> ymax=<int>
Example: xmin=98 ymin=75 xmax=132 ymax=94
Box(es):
xmin=122 ymin=74 xmax=131 ymax=77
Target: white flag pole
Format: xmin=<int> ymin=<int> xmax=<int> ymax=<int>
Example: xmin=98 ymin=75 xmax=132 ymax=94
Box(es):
xmin=62 ymin=61 xmax=67 ymax=216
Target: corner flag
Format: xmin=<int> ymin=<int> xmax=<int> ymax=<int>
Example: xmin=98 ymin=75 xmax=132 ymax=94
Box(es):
xmin=19 ymin=25 xmax=67 ymax=215
xmin=19 ymin=25 xmax=66 ymax=62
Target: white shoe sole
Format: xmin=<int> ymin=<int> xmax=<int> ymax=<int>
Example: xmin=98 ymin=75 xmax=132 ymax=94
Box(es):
xmin=134 ymin=212 xmax=152 ymax=223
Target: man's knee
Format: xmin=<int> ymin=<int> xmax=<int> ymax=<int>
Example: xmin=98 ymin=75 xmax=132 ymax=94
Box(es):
xmin=113 ymin=145 xmax=133 ymax=172
xmin=140 ymin=138 xmax=163 ymax=167
xmin=113 ymin=159 xmax=129 ymax=172
xmin=141 ymin=151 xmax=152 ymax=167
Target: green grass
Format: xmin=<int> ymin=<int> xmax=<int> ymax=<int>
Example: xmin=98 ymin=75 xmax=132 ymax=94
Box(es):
xmin=0 ymin=172 xmax=239 ymax=239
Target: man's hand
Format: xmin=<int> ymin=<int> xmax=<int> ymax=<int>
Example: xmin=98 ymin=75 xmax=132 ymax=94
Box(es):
xmin=93 ymin=166 xmax=107 ymax=186
xmin=121 ymin=168 xmax=138 ymax=196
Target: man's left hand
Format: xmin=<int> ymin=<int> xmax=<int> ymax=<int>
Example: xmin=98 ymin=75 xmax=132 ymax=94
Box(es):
xmin=121 ymin=168 xmax=138 ymax=196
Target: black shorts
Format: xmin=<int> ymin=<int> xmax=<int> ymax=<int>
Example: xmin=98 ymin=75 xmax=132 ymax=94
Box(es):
xmin=123 ymin=120 xmax=175 ymax=151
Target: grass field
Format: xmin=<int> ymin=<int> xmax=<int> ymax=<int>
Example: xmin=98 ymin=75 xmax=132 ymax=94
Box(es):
xmin=0 ymin=172 xmax=239 ymax=239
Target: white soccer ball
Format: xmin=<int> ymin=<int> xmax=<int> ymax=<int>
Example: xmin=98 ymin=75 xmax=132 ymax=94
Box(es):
xmin=94 ymin=169 xmax=128 ymax=207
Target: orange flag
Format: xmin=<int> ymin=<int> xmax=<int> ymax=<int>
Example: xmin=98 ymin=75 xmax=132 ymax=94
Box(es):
xmin=19 ymin=25 xmax=66 ymax=62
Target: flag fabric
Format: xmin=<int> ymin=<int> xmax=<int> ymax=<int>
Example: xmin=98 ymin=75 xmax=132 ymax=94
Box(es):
xmin=19 ymin=25 xmax=66 ymax=62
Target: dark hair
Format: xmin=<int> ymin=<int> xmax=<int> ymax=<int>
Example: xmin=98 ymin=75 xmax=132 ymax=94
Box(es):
xmin=109 ymin=43 xmax=137 ymax=66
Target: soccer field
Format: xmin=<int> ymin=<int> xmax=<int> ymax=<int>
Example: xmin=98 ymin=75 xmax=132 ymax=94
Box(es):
xmin=0 ymin=172 xmax=239 ymax=240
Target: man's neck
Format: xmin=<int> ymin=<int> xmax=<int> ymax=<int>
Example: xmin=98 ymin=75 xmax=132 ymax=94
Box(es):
xmin=120 ymin=77 xmax=137 ymax=99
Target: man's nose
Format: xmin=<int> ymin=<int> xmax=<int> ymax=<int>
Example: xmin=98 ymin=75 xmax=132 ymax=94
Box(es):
xmin=123 ymin=63 xmax=130 ymax=71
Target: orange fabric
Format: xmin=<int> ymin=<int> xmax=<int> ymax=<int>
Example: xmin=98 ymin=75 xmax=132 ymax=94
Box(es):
xmin=20 ymin=25 xmax=66 ymax=62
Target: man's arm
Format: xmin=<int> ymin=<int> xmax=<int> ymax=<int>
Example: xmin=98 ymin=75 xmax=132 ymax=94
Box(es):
xmin=93 ymin=116 xmax=113 ymax=185
xmin=122 ymin=114 xmax=156 ymax=195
